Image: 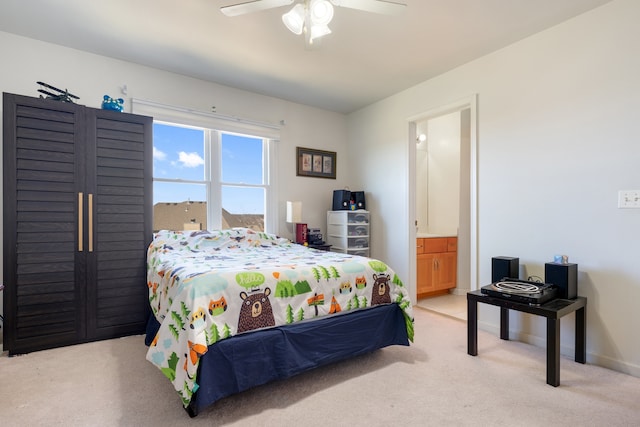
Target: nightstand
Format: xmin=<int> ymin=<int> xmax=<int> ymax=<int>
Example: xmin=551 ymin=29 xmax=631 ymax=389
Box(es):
xmin=307 ymin=244 xmax=332 ymax=251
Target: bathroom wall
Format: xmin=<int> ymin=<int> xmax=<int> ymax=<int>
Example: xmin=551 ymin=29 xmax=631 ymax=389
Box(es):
xmin=416 ymin=111 xmax=461 ymax=236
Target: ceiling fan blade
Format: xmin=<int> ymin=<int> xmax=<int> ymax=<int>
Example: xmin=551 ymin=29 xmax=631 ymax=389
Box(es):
xmin=221 ymin=0 xmax=294 ymax=17
xmin=329 ymin=0 xmax=406 ymax=15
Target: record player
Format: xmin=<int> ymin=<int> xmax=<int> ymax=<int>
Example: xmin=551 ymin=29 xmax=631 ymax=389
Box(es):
xmin=481 ymin=278 xmax=558 ymax=306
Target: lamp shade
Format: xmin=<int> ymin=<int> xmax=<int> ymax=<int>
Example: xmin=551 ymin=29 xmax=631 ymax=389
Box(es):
xmin=309 ymin=0 xmax=334 ymax=26
xmin=282 ymin=3 xmax=305 ymax=35
xmin=309 ymin=24 xmax=331 ymax=42
xmin=286 ymin=201 xmax=302 ymax=223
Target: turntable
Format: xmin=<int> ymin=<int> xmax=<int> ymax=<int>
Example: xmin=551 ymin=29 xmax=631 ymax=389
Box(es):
xmin=481 ymin=278 xmax=558 ymax=306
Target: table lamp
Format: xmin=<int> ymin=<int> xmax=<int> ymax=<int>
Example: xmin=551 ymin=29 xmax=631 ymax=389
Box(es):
xmin=286 ymin=201 xmax=307 ymax=244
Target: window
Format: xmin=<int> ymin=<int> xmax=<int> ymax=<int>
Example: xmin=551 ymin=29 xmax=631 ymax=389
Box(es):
xmin=152 ymin=122 xmax=272 ymax=233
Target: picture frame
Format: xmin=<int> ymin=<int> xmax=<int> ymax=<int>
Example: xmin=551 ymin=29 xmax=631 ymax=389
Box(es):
xmin=296 ymin=147 xmax=336 ymax=179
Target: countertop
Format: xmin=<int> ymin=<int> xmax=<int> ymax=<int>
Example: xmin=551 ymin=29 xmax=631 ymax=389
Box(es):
xmin=416 ymin=233 xmax=457 ymax=238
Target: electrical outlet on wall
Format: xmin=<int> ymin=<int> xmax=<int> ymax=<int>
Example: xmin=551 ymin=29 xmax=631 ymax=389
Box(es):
xmin=618 ymin=190 xmax=640 ymax=208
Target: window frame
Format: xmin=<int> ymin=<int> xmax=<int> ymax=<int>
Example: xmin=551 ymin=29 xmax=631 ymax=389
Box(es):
xmin=135 ymin=101 xmax=280 ymax=234
xmin=208 ymin=128 xmax=274 ymax=231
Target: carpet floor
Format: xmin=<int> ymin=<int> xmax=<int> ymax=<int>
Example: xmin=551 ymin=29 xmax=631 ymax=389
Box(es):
xmin=1 ymin=307 xmax=639 ymax=426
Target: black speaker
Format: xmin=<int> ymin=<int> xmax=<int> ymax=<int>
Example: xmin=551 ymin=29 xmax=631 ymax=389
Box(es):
xmin=545 ymin=262 xmax=577 ymax=299
xmin=352 ymin=191 xmax=366 ymax=210
xmin=492 ymin=256 xmax=519 ymax=282
xmin=332 ymin=190 xmax=351 ymax=210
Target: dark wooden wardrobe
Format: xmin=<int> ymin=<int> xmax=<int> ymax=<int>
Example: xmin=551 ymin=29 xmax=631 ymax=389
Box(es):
xmin=3 ymin=93 xmax=152 ymax=354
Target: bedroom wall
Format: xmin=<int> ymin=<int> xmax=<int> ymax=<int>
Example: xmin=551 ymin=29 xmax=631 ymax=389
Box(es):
xmin=347 ymin=0 xmax=640 ymax=377
xmin=0 ymin=31 xmax=349 ymax=338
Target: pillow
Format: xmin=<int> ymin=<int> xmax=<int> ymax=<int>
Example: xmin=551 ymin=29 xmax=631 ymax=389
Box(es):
xmin=150 ymin=228 xmax=290 ymax=254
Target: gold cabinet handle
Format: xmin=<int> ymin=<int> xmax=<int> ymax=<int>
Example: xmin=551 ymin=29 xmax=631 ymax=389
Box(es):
xmin=78 ymin=192 xmax=83 ymax=252
xmin=88 ymin=193 xmax=94 ymax=252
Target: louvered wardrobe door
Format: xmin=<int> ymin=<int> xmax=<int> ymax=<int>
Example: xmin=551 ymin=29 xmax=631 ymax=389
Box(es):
xmin=3 ymin=93 xmax=87 ymax=354
xmin=85 ymin=108 xmax=152 ymax=339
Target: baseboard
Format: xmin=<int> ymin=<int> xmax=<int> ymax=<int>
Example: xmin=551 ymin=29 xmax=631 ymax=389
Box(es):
xmin=477 ymin=320 xmax=640 ymax=379
xmin=586 ymin=353 xmax=640 ymax=378
xmin=449 ymin=287 xmax=469 ymax=296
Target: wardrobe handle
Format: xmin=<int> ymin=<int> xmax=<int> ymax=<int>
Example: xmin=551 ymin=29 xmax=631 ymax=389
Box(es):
xmin=78 ymin=192 xmax=83 ymax=252
xmin=88 ymin=193 xmax=94 ymax=252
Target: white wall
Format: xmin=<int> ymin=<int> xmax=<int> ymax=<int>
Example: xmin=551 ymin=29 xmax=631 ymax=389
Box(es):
xmin=416 ymin=111 xmax=461 ymax=236
xmin=0 ymin=31 xmax=349 ymax=335
xmin=348 ymin=0 xmax=640 ymax=377
xmin=0 ymin=31 xmax=350 ymax=235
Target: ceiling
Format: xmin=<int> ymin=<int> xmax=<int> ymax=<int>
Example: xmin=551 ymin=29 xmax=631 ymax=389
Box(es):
xmin=0 ymin=0 xmax=612 ymax=114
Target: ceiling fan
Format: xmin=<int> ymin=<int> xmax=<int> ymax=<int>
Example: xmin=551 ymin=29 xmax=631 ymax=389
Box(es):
xmin=220 ymin=0 xmax=407 ymax=46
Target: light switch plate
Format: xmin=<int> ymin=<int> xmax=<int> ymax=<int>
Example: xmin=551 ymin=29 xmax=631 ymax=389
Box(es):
xmin=618 ymin=190 xmax=640 ymax=208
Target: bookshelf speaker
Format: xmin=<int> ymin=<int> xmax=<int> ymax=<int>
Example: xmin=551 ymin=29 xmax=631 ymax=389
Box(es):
xmin=353 ymin=191 xmax=366 ymax=210
xmin=332 ymin=190 xmax=350 ymax=210
xmin=545 ymin=262 xmax=577 ymax=299
xmin=492 ymin=256 xmax=519 ymax=282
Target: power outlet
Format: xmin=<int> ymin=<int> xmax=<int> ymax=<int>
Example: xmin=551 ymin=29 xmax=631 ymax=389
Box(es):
xmin=618 ymin=190 xmax=640 ymax=208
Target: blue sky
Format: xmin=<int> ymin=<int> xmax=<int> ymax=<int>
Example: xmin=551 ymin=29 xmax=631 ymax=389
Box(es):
xmin=152 ymin=123 xmax=265 ymax=214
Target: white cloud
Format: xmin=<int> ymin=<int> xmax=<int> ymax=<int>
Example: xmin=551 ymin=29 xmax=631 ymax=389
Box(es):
xmin=178 ymin=151 xmax=205 ymax=168
xmin=153 ymin=146 xmax=167 ymax=161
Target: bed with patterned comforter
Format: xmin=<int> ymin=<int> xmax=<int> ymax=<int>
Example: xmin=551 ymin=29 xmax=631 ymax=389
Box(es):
xmin=145 ymin=228 xmax=414 ymax=412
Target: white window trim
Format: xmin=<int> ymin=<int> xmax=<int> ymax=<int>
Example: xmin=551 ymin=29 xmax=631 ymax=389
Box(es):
xmin=131 ymin=98 xmax=281 ymax=139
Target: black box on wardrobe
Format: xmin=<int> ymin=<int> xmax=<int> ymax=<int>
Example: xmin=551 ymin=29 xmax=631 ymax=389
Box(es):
xmin=491 ymin=256 xmax=519 ymax=282
xmin=545 ymin=262 xmax=577 ymax=299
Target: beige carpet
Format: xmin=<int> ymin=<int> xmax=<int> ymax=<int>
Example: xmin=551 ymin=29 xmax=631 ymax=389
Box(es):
xmin=416 ymin=293 xmax=467 ymax=321
xmin=1 ymin=307 xmax=639 ymax=426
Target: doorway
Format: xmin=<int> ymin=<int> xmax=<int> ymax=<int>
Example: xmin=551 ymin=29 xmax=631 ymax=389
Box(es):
xmin=407 ymin=95 xmax=478 ymax=314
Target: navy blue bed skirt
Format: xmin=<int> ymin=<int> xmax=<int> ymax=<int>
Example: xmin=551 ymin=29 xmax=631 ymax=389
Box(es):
xmin=146 ymin=303 xmax=410 ymax=417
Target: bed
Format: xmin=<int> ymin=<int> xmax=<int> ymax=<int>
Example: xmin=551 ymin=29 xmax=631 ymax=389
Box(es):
xmin=145 ymin=228 xmax=414 ymax=417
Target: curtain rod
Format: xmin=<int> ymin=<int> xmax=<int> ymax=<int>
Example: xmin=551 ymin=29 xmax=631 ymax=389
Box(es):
xmin=131 ymin=98 xmax=282 ymax=131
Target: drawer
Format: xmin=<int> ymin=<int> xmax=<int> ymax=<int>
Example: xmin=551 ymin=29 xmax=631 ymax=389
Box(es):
xmin=348 ymin=225 xmax=369 ymax=236
xmin=351 ymin=238 xmax=369 ymax=249
xmin=327 ymin=224 xmax=345 ymax=236
xmin=423 ymin=237 xmax=448 ymax=253
xmin=417 ymin=237 xmax=457 ymax=253
xmin=351 ymin=212 xmax=369 ymax=224
xmin=350 ymin=250 xmax=369 ymax=257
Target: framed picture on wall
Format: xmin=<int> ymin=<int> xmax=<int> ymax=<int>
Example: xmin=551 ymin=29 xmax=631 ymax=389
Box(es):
xmin=296 ymin=147 xmax=336 ymax=179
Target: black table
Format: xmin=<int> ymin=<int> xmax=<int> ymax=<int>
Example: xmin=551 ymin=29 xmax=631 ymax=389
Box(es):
xmin=467 ymin=290 xmax=586 ymax=386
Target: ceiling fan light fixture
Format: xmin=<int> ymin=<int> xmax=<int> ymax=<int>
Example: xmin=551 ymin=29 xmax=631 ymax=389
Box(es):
xmin=282 ymin=3 xmax=305 ymax=35
xmin=309 ymin=23 xmax=332 ymax=43
xmin=223 ymin=0 xmax=408 ymax=45
xmin=309 ymin=0 xmax=334 ymax=26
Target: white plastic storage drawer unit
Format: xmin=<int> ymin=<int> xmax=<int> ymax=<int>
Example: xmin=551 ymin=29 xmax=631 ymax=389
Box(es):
xmin=326 ymin=210 xmax=370 ymax=256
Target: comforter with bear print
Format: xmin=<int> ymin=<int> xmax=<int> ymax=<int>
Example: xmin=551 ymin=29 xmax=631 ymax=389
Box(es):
xmin=146 ymin=228 xmax=414 ymax=407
